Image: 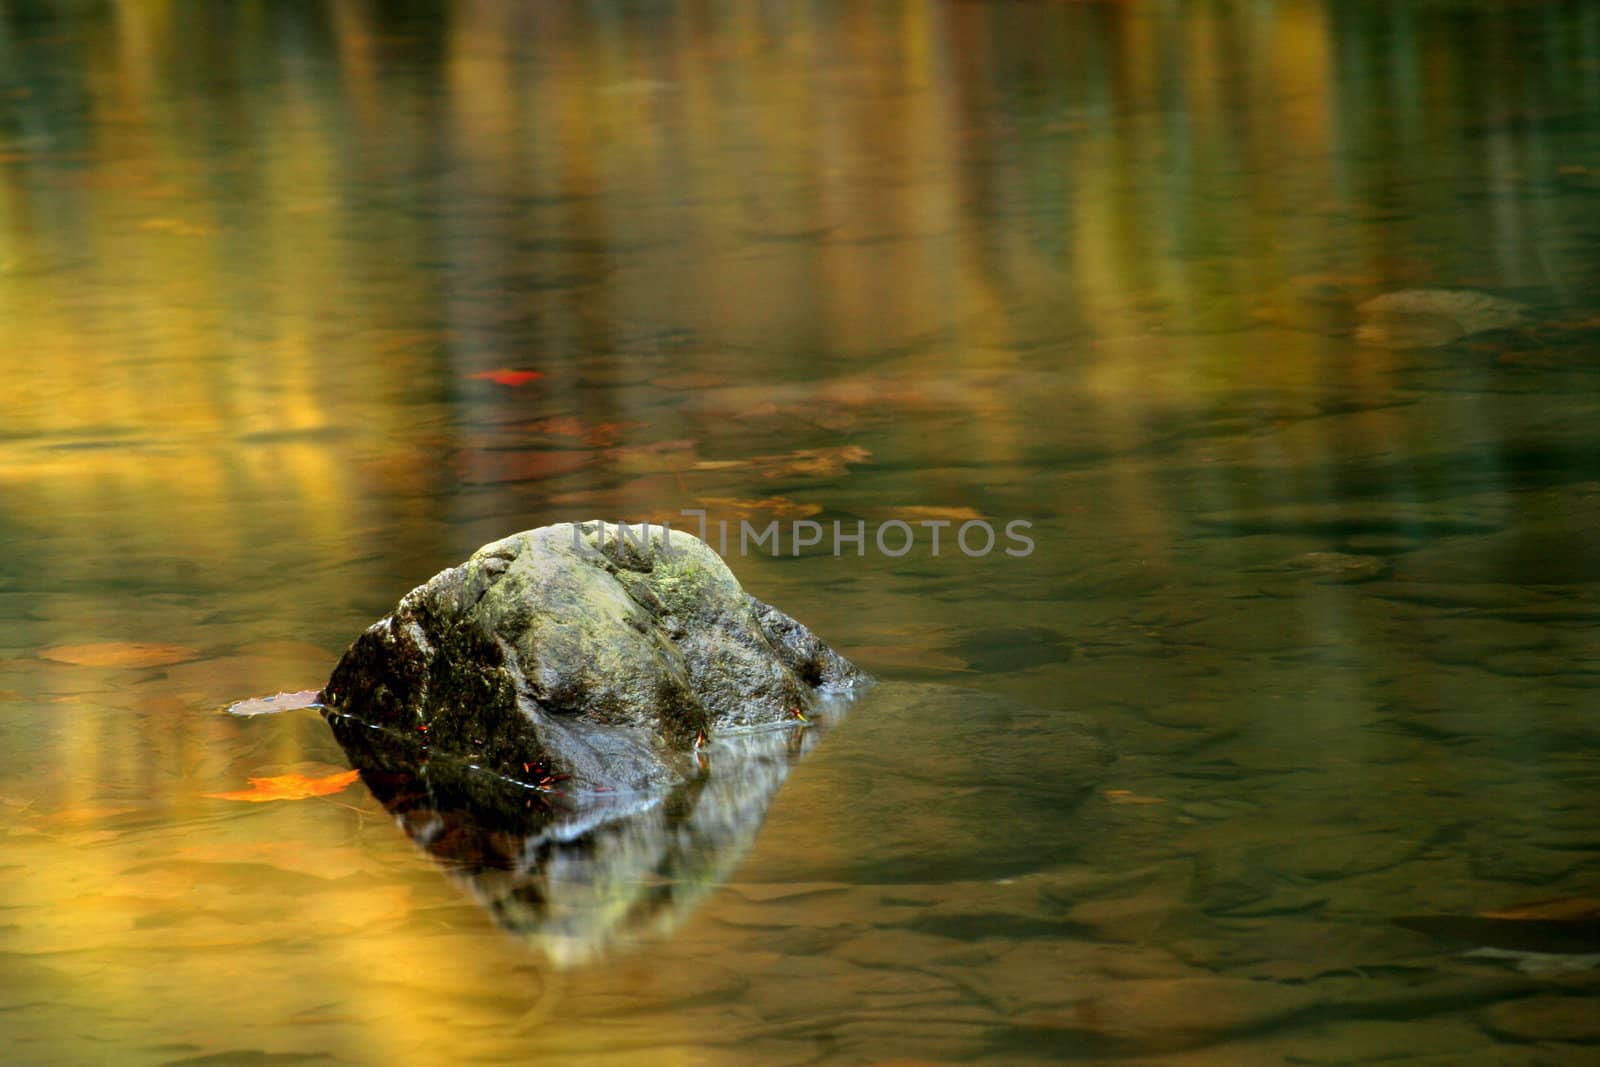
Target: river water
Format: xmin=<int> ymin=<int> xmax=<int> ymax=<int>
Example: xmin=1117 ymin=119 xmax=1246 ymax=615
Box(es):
xmin=2 ymin=1 xmax=1598 ymax=1063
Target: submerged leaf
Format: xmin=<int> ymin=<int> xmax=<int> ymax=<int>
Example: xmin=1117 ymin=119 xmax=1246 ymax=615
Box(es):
xmin=692 ymin=444 xmax=871 ymax=479
xmin=468 ymin=369 xmax=543 ymax=386
xmin=203 ymin=769 xmax=360 ymax=803
xmin=1481 ymin=898 xmax=1600 ymax=923
xmin=886 ymin=506 xmax=984 ymax=523
xmin=39 ymin=642 xmax=199 ymax=668
xmin=519 ymin=416 xmax=637 ymax=446
xmin=653 ymin=372 xmax=729 ymax=391
xmin=604 ymin=439 xmax=699 ymax=473
xmin=139 ymin=217 xmax=215 ymax=238
xmin=696 ymin=496 xmax=822 ymax=520
xmin=225 ymin=689 xmax=324 ymax=717
xmin=1103 ymin=789 xmax=1165 ymax=805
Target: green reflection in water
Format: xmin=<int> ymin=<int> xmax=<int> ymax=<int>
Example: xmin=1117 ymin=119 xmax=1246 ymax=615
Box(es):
xmin=1 ymin=0 xmax=1598 ymax=1063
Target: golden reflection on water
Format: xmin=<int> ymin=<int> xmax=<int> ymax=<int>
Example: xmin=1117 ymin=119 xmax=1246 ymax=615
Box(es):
xmin=2 ymin=0 xmax=1599 ymax=1063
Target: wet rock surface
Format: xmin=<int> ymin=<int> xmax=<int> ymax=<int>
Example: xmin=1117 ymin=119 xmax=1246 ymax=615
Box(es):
xmin=323 ymin=522 xmax=863 ymax=793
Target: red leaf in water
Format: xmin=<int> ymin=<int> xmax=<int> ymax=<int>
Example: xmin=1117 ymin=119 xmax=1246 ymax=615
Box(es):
xmin=468 ymin=369 xmax=543 ymax=387
xmin=203 ymin=769 xmax=361 ymax=803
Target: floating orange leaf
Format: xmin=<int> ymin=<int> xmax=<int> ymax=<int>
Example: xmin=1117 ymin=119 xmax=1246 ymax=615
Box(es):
xmin=468 ymin=369 xmax=542 ymax=387
xmin=38 ymin=642 xmax=199 ymax=668
xmin=203 ymin=769 xmax=361 ymax=803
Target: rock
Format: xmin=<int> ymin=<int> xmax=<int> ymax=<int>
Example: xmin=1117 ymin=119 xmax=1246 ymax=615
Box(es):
xmin=1356 ymin=289 xmax=1526 ymax=348
xmin=323 ymin=522 xmax=864 ymax=794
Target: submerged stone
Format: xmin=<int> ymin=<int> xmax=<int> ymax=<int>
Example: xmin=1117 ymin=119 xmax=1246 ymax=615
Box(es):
xmin=1356 ymin=289 xmax=1526 ymax=348
xmin=1483 ymin=994 xmax=1600 ymax=1041
xmin=322 ymin=522 xmax=864 ymax=794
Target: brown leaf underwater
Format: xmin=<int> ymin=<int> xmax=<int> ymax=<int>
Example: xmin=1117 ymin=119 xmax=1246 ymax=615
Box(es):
xmin=38 ymin=642 xmax=200 ymax=669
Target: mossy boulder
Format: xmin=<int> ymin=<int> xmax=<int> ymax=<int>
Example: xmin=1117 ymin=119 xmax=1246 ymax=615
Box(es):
xmin=322 ymin=522 xmax=863 ymax=793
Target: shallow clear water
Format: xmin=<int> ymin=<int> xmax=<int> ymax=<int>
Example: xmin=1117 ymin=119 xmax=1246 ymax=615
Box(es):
xmin=2 ymin=1 xmax=1599 ymax=1063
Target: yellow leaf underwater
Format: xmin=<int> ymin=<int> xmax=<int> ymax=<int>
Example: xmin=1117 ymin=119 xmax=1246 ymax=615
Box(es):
xmin=203 ymin=770 xmax=361 ymax=803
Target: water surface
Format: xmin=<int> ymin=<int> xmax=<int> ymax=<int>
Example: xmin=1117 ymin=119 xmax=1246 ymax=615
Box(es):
xmin=2 ymin=1 xmax=1599 ymax=1063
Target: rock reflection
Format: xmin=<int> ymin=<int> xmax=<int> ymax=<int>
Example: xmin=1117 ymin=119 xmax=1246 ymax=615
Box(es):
xmin=324 ymin=698 xmax=853 ymax=966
